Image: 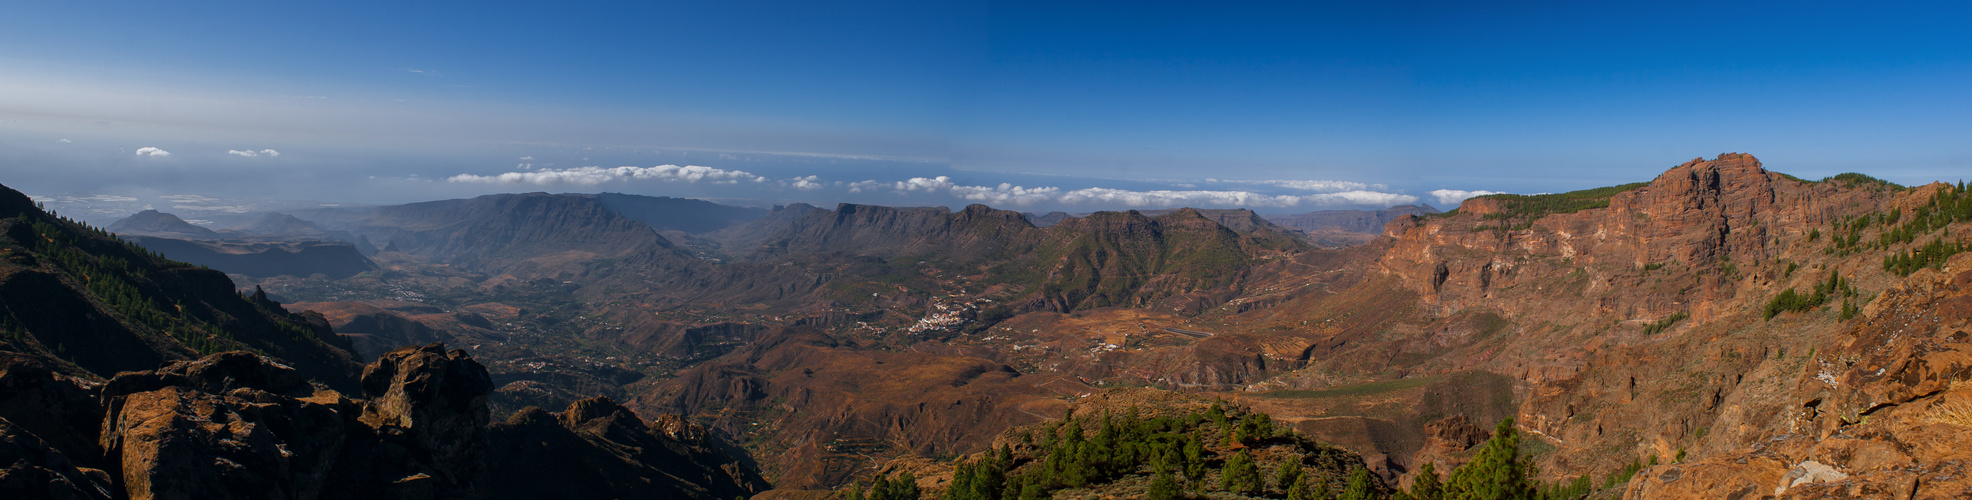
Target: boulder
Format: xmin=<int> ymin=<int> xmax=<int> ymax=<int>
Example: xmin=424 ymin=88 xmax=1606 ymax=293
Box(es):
xmin=358 ymin=344 xmax=494 ymax=490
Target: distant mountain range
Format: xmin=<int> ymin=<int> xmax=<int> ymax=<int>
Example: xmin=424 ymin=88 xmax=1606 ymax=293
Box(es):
xmin=1025 ymin=204 xmax=1441 ymax=248
xmin=43 ymin=153 xmax=1972 ymax=498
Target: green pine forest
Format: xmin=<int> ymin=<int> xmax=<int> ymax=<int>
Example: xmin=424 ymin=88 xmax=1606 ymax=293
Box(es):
xmin=845 ymin=403 xmax=1630 ymax=500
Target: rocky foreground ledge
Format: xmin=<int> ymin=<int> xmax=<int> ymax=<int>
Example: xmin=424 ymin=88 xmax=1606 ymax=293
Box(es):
xmin=0 ymin=343 xmax=766 ymax=500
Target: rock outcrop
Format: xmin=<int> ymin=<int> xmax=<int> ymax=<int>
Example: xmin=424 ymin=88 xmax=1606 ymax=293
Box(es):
xmin=0 ymin=343 xmax=763 ymax=500
xmin=481 ymin=397 xmax=768 ymax=499
xmin=1626 ymin=254 xmax=1972 ymax=499
xmin=357 ymin=344 xmax=494 ymax=493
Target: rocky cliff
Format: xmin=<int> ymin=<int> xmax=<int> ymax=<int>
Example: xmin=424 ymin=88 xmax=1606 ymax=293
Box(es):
xmin=0 ymin=344 xmax=766 ymax=500
xmin=1332 ymin=154 xmax=1972 ymax=496
xmin=1625 ymin=253 xmax=1972 ymax=498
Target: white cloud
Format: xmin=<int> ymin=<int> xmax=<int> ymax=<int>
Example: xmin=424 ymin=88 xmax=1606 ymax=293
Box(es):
xmin=227 ymin=149 xmax=280 ymax=157
xmin=161 ymin=194 xmax=221 ymax=203
xmin=949 ymin=183 xmax=1062 ymax=206
xmin=787 ymin=175 xmax=825 ymax=191
xmin=447 ymin=164 xmax=768 ymax=186
xmin=58 ymin=139 xmax=70 ymax=143
xmin=1208 ymin=179 xmax=1382 ymax=192
xmin=40 ymin=194 xmax=138 ymax=203
xmin=846 ymin=180 xmax=884 ymax=194
xmin=171 ymin=205 xmax=255 ymax=213
xmin=519 ymin=156 xmax=534 ymax=160
xmin=894 ymin=176 xmax=957 ymax=192
xmin=134 ymin=146 xmax=170 ymax=157
xmin=1057 ymin=188 xmax=1302 ymax=208
xmin=1430 ymin=189 xmax=1501 ymax=206
xmin=885 ymin=177 xmax=1417 ymax=209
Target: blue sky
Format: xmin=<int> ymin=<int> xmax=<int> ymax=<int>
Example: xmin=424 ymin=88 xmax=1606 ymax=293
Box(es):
xmin=2 ymin=1 xmax=1968 ymax=223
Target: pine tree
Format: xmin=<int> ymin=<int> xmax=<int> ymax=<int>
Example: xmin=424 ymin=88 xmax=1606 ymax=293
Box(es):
xmin=1221 ymin=449 xmax=1261 ymax=495
xmin=1017 ymin=482 xmax=1046 ymax=500
xmin=1147 ymin=468 xmax=1181 ymax=500
xmin=1409 ymin=461 xmax=1443 ymax=500
xmin=1182 ymin=434 xmax=1207 ymax=481
xmin=1285 ymin=468 xmax=1312 ymax=500
xmin=1444 ymin=418 xmax=1535 ymax=499
xmin=1339 ymin=465 xmax=1376 ymax=500
xmin=1276 ymin=462 xmax=1305 ymax=493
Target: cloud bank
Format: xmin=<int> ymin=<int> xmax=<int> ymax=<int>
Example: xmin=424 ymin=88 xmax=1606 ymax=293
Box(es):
xmin=448 ymin=167 xmax=1435 ymax=210
xmin=880 ymin=176 xmax=1416 ymax=208
xmin=1207 ymin=179 xmax=1382 ymax=192
xmin=1430 ymin=189 xmax=1502 ymax=206
xmin=447 ymin=165 xmax=769 ymax=186
xmin=134 ymin=147 xmax=170 ymax=157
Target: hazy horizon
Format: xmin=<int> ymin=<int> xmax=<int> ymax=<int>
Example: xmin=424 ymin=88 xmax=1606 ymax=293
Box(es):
xmin=4 ymin=1 xmax=1968 ymax=220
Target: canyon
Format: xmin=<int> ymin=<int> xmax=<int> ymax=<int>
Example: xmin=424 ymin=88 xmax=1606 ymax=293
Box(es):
xmin=3 ymin=153 xmax=1969 ymax=498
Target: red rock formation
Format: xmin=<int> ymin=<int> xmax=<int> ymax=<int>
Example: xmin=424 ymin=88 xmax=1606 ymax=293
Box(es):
xmin=1627 ymin=254 xmax=1972 ymax=499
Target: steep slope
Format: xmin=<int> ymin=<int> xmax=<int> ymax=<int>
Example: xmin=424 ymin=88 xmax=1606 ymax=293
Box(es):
xmin=484 ymin=397 xmax=769 ymax=499
xmin=1267 ymin=204 xmax=1442 ymax=247
xmin=1267 ymin=205 xmax=1442 ymax=235
xmin=593 ymin=192 xmax=767 ymax=233
xmin=733 ymin=203 xmax=1039 ymax=262
xmin=1017 ymin=208 xmax=1304 ymax=314
xmin=305 ymin=193 xmax=819 ymax=309
xmin=1219 ymin=153 xmax=1972 ymax=493
xmin=1625 ymin=253 xmax=1972 ymax=498
xmin=350 ymin=192 xmax=685 ymax=277
xmin=640 ymin=326 xmax=1077 ymax=488
xmin=0 ymin=183 xmax=363 ymax=389
xmin=234 ymin=212 xmax=326 ymax=236
xmin=718 ymin=203 xmax=1307 ymax=318
xmin=230 ymin=212 xmax=380 ymax=254
xmin=123 ymin=236 xmax=376 ymax=279
xmin=105 ymin=210 xmax=219 ymax=240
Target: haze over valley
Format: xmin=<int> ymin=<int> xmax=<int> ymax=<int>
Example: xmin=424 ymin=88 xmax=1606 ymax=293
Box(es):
xmin=2 ymin=2 xmax=1971 ymax=500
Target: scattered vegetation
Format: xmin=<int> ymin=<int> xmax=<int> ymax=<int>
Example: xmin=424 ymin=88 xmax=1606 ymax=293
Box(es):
xmin=1883 ymin=237 xmax=1968 ymax=277
xmin=1475 ymin=182 xmax=1648 ymax=232
xmin=1405 ymin=418 xmax=1599 ymax=500
xmin=887 ymin=403 xmax=1381 ymax=500
xmin=848 ymin=472 xmax=922 ymax=500
xmin=1641 ymin=311 xmax=1688 ymax=335
xmin=1764 ymin=272 xmax=1855 ymax=320
xmin=846 ymin=405 xmax=1616 ymax=500
xmin=20 ymin=218 xmax=239 ymax=354
xmin=1830 ymin=182 xmax=1971 ymax=267
xmin=1819 ymin=172 xmax=1904 ymax=190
